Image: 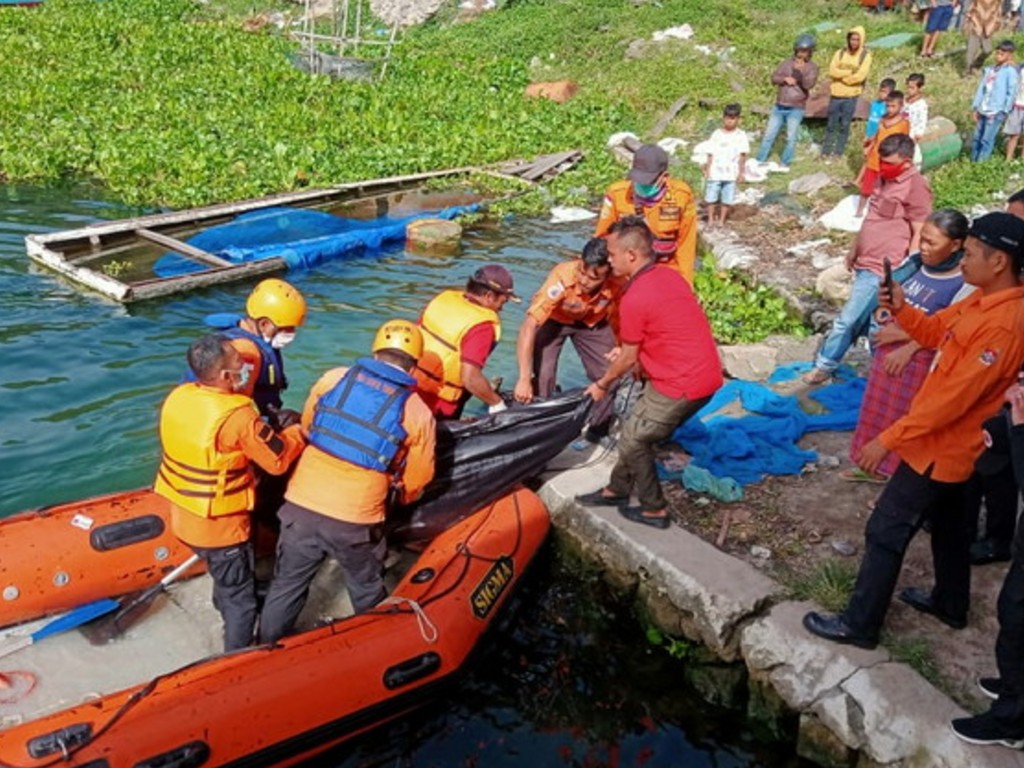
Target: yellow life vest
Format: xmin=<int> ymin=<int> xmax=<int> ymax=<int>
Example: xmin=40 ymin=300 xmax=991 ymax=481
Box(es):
xmin=153 ymin=384 xmax=256 ymax=518
xmin=418 ymin=290 xmax=501 ymax=404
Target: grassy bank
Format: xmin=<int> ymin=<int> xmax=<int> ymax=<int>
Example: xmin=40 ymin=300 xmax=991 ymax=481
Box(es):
xmin=2 ymin=0 xmax=1019 ymax=209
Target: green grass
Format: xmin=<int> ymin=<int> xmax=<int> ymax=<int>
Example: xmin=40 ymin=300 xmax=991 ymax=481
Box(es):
xmin=783 ymin=559 xmax=857 ymax=612
xmin=885 ymin=634 xmax=942 ymax=686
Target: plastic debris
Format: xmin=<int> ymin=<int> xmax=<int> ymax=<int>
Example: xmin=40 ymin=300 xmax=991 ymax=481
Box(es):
xmin=652 ymin=24 xmax=694 ymax=42
xmin=818 ymin=194 xmax=867 ymax=233
xmin=549 ymin=206 xmax=597 ymax=224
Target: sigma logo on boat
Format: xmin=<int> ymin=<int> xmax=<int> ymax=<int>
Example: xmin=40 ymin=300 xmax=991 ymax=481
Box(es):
xmin=471 ymin=556 xmax=514 ymax=619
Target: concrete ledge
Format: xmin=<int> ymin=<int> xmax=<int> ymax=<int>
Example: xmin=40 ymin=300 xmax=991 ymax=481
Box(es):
xmin=538 ymin=455 xmax=1024 ymax=767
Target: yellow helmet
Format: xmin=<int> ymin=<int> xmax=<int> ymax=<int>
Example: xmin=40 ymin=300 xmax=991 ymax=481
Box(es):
xmin=246 ymin=279 xmax=307 ymax=328
xmin=372 ymin=319 xmax=423 ymax=360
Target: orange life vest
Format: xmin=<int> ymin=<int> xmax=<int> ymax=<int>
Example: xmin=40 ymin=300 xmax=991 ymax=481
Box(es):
xmin=154 ymin=384 xmax=256 ymax=518
xmin=417 ymin=290 xmax=501 ymax=404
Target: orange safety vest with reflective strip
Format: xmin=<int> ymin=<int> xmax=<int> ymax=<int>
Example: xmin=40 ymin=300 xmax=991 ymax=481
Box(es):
xmin=416 ymin=290 xmax=501 ymax=404
xmin=596 ymin=179 xmax=697 ymax=282
xmin=154 ymin=384 xmax=256 ymax=518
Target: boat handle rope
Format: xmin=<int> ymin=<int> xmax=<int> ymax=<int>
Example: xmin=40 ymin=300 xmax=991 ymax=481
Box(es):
xmin=378 ymin=596 xmax=438 ymax=643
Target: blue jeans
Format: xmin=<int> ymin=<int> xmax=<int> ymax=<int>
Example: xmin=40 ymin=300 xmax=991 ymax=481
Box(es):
xmin=814 ymin=268 xmax=880 ymax=373
xmin=757 ymin=104 xmax=805 ymax=166
xmin=972 ymin=112 xmax=1008 ymax=162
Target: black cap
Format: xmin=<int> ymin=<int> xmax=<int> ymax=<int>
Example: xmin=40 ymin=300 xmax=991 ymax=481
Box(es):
xmin=968 ymin=212 xmax=1024 ymax=259
xmin=975 ymin=411 xmax=1012 ymax=475
xmin=628 ymin=144 xmax=669 ymax=186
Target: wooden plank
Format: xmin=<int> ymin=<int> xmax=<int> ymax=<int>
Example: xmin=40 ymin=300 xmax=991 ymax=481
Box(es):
xmin=127 ymin=259 xmax=287 ymax=303
xmin=650 ymin=97 xmax=688 ymax=139
xmin=520 ymin=150 xmax=582 ymax=182
xmin=135 ymin=228 xmax=233 ymax=269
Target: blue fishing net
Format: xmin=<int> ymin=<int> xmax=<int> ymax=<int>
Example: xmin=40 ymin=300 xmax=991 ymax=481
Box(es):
xmin=152 ymin=204 xmax=479 ymax=277
xmin=668 ymin=363 xmax=866 ymax=488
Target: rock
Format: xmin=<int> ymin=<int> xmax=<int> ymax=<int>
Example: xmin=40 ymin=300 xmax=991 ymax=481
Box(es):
xmin=405 ymin=218 xmax=462 ymax=254
xmin=760 ymin=334 xmax=821 ymax=366
xmin=704 ymin=230 xmax=758 ymax=270
xmin=370 ymin=0 xmax=446 ymax=27
xmin=524 ymin=80 xmax=579 ymax=103
xmin=831 ymin=540 xmax=857 ymax=557
xmin=797 ymin=713 xmax=858 ymax=768
xmin=816 ymin=454 xmax=840 ymax=468
xmin=815 ymin=263 xmax=852 ymax=303
xmin=719 ymin=343 xmax=778 ymax=381
xmin=788 ymin=172 xmax=832 ymax=196
xmin=811 ymin=252 xmax=843 ymax=271
xmin=750 ymin=545 xmax=772 ymax=559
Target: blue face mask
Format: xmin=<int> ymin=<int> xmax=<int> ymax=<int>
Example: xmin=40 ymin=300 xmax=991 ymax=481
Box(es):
xmin=228 ymin=363 xmax=252 ymax=391
xmin=634 ymin=182 xmax=661 ymax=198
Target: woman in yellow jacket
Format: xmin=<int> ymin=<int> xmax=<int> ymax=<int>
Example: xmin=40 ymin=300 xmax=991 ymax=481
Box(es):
xmin=821 ymin=26 xmax=873 ymax=160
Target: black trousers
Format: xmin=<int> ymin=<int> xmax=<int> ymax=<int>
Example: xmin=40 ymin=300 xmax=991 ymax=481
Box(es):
xmin=994 ymin=528 xmax=1024 ymax=730
xmin=259 ymin=501 xmax=387 ymax=643
xmin=843 ymin=462 xmax=971 ymax=638
xmin=966 ymin=466 xmax=1021 ymax=547
xmin=191 ymin=541 xmax=257 ymax=652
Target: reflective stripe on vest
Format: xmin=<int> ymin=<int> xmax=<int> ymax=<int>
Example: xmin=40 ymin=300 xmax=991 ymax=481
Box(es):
xmin=308 ymin=358 xmax=414 ymax=473
xmin=153 ymin=384 xmax=256 ymax=518
xmin=418 ymin=290 xmax=501 ymax=404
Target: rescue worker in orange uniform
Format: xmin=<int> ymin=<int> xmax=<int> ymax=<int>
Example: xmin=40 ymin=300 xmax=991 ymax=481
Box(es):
xmin=415 ymin=265 xmax=520 ymax=420
xmin=595 ymin=144 xmax=699 ymax=285
xmin=513 ymin=237 xmax=621 ymax=440
xmin=197 ymin=278 xmax=308 ymax=425
xmin=154 ymin=334 xmax=306 ymax=651
xmin=258 ymin=320 xmax=437 ymax=642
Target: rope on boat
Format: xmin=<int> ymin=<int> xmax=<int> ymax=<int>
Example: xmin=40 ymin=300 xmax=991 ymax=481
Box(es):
xmin=379 ymin=597 xmax=438 ymax=643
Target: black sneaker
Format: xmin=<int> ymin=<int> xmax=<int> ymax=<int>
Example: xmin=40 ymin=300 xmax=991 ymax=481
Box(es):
xmin=979 ymin=677 xmax=1001 ymax=700
xmin=952 ymin=714 xmax=1024 ymax=749
xmin=970 ymin=539 xmax=1013 ymax=566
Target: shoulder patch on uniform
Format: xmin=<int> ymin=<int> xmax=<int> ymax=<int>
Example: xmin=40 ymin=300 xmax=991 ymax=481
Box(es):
xmin=979 ymin=348 xmax=999 ymax=366
xmin=547 ymin=281 xmax=566 ymax=299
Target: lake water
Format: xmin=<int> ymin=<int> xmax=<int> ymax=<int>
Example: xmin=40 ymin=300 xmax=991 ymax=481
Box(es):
xmin=0 ymin=183 xmax=808 ymax=766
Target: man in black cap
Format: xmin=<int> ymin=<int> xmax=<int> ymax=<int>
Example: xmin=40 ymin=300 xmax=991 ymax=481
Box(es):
xmin=804 ymin=211 xmax=1024 ymax=650
xmin=594 ymin=143 xmax=699 ymax=285
xmin=953 ymin=379 xmax=1024 ymax=750
xmin=415 ymin=264 xmax=520 ymax=419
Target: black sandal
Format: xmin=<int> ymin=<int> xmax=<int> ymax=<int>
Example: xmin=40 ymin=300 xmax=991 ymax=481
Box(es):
xmin=618 ymin=506 xmax=671 ymax=530
xmin=575 ymin=490 xmax=629 ymax=507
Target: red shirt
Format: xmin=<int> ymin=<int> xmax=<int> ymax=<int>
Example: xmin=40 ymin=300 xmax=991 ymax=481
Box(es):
xmin=618 ymin=264 xmax=722 ymax=400
xmin=854 ymin=166 xmax=932 ymax=276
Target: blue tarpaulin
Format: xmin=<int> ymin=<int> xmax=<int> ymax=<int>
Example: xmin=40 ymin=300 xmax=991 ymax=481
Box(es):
xmin=153 ymin=204 xmax=479 ymax=278
xmin=668 ymin=363 xmax=866 ymax=487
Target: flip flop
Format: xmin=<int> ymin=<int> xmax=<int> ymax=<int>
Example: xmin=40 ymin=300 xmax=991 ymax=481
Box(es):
xmin=618 ymin=506 xmax=671 ymax=530
xmin=839 ymin=468 xmax=887 ymax=484
xmin=801 ymin=369 xmax=832 ymax=385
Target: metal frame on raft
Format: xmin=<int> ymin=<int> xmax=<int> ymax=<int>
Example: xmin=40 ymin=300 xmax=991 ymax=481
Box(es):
xmin=24 ymin=150 xmax=583 ymax=304
xmin=291 ymin=0 xmax=401 ymax=82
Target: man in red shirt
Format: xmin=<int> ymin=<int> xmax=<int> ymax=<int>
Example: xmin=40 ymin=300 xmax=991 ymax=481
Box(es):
xmin=513 ymin=237 xmax=621 ymax=438
xmin=575 ymin=217 xmax=723 ymax=528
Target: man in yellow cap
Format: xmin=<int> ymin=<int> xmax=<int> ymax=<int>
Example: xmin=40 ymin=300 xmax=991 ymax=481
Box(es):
xmin=259 ymin=319 xmax=437 ymax=642
xmin=199 ymin=278 xmax=308 ymax=425
xmin=595 ymin=144 xmax=699 ymax=284
xmin=415 ymin=264 xmax=520 ymax=420
xmin=154 ymin=334 xmax=306 ymax=651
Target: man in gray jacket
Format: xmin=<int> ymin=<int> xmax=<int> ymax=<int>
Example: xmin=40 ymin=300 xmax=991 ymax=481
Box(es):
xmin=756 ymin=35 xmax=819 ymax=171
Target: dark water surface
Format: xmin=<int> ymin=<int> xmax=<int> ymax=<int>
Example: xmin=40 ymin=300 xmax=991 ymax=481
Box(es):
xmin=0 ymin=184 xmax=808 ymax=766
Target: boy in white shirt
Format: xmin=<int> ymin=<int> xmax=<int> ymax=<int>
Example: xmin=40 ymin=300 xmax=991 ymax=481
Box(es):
xmin=903 ymin=73 xmax=929 ymax=167
xmin=703 ymin=103 xmax=750 ymax=227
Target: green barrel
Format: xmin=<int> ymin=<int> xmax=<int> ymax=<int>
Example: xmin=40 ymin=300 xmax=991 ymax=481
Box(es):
xmin=920 ymin=132 xmax=963 ymax=172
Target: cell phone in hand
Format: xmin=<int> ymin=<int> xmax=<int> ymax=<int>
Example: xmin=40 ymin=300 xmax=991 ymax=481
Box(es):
xmin=883 ymin=258 xmax=893 ymax=293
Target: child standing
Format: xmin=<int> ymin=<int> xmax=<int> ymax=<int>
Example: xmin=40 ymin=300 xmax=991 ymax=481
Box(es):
xmin=703 ymin=104 xmax=749 ymax=227
xmin=903 ymin=73 xmax=929 ymax=165
xmin=920 ymin=0 xmax=958 ymax=57
xmin=865 ymin=78 xmax=896 ymax=143
xmin=856 ymin=90 xmax=910 ymax=217
xmin=1004 ymin=59 xmax=1024 ymax=160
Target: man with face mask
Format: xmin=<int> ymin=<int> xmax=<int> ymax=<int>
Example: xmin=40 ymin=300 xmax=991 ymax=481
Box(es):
xmin=803 ymin=134 xmax=932 ymax=384
xmin=154 ymin=334 xmax=306 ymax=650
xmin=196 ymin=278 xmax=308 ymax=427
xmin=594 ymin=144 xmax=699 ymax=285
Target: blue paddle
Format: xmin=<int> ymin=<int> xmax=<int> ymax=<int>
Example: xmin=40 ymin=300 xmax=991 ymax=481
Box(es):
xmin=0 ymin=598 xmax=121 ymax=659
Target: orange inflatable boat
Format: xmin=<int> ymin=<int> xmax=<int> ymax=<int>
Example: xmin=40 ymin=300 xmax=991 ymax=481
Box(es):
xmin=0 ymin=486 xmax=550 ymax=767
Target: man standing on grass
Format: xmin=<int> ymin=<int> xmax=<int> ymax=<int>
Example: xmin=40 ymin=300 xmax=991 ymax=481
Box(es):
xmin=803 ymin=212 xmax=1024 ymax=650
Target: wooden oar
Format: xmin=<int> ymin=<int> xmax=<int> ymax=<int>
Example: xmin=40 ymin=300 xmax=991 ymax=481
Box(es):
xmin=0 ymin=598 xmax=121 ymax=660
xmin=80 ymin=553 xmax=201 ymax=645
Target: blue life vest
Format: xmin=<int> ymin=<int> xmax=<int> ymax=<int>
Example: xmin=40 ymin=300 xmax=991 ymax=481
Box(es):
xmin=309 ymin=358 xmax=415 ymax=473
xmin=183 ymin=313 xmax=287 ymax=415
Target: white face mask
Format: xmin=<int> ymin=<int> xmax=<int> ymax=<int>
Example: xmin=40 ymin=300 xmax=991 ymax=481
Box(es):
xmin=271 ymin=331 xmax=296 ymax=350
